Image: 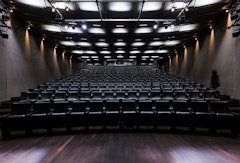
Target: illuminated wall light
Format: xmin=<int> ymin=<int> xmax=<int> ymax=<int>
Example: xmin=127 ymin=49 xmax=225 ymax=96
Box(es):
xmin=42 ymin=36 xmax=45 ymax=41
xmin=170 ymin=24 xmax=175 ymax=29
xmin=185 ymin=7 xmax=189 ymax=12
xmin=225 ymin=9 xmax=229 ymax=13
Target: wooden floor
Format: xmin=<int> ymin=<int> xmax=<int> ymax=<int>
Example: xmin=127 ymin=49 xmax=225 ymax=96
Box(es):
xmin=0 ymin=130 xmax=240 ymax=163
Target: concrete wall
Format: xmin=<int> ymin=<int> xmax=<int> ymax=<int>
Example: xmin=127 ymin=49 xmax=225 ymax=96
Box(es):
xmin=0 ymin=15 xmax=73 ymax=102
xmin=169 ymin=13 xmax=240 ymax=99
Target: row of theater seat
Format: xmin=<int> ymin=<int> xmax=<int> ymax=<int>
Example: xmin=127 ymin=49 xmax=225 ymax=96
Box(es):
xmin=21 ymin=89 xmax=219 ymax=102
xmin=1 ymin=99 xmax=238 ymax=137
xmin=1 ymin=68 xmax=238 ymax=137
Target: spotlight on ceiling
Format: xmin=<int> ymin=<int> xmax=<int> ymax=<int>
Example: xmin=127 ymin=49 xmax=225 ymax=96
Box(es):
xmin=51 ymin=7 xmax=56 ymax=13
xmin=171 ymin=6 xmax=176 ymax=12
xmin=65 ymin=6 xmax=70 ymax=12
xmin=81 ymin=24 xmax=87 ymax=30
xmin=153 ymin=23 xmax=158 ymax=29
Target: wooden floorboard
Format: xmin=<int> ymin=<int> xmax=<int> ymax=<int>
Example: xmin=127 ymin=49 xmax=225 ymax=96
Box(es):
xmin=0 ymin=132 xmax=240 ymax=163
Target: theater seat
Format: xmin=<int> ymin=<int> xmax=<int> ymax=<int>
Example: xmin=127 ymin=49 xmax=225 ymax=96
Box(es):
xmin=154 ymin=100 xmax=173 ymax=129
xmin=210 ymin=101 xmax=238 ymax=135
xmin=122 ymin=99 xmax=138 ymax=128
xmin=1 ymin=102 xmax=32 ymax=137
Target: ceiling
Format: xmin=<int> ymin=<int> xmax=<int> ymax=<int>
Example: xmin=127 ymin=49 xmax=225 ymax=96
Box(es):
xmin=2 ymin=0 xmax=233 ymax=66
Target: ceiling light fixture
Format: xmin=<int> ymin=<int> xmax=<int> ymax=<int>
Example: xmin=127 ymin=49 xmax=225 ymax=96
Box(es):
xmin=51 ymin=7 xmax=56 ymax=13
xmin=81 ymin=24 xmax=87 ymax=30
xmin=153 ymin=23 xmax=158 ymax=29
xmin=171 ymin=6 xmax=176 ymax=12
xmin=65 ymin=6 xmax=70 ymax=12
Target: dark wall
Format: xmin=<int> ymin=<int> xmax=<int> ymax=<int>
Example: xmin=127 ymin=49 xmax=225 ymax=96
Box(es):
xmin=0 ymin=15 xmax=73 ymax=102
xmin=169 ymin=13 xmax=240 ymax=99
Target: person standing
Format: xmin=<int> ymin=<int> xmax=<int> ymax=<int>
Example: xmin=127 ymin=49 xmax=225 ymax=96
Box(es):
xmin=210 ymin=70 xmax=220 ymax=89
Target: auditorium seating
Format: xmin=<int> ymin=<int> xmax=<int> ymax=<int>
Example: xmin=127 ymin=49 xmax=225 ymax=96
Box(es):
xmin=1 ymin=68 xmax=238 ymax=137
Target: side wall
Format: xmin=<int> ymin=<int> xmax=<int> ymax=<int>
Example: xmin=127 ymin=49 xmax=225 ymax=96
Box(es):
xmin=169 ymin=13 xmax=240 ymax=99
xmin=0 ymin=15 xmax=73 ymax=102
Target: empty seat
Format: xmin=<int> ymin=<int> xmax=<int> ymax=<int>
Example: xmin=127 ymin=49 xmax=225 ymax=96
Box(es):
xmin=122 ymin=99 xmax=138 ymax=128
xmin=162 ymin=90 xmax=174 ymax=101
xmin=38 ymin=91 xmax=53 ymax=102
xmin=53 ymin=91 xmax=67 ymax=102
xmin=210 ymin=101 xmax=238 ymax=135
xmin=104 ymin=91 xmax=115 ymax=100
xmin=105 ymin=100 xmax=121 ymax=127
xmin=1 ymin=102 xmax=32 ymax=137
xmin=138 ymin=100 xmax=155 ymax=127
xmin=172 ymin=100 xmax=193 ymax=130
xmin=154 ymin=100 xmax=173 ymax=129
xmin=150 ymin=90 xmax=161 ymax=100
xmin=29 ymin=101 xmax=52 ymax=131
xmin=188 ymin=90 xmax=203 ymax=100
xmin=92 ymin=91 xmax=103 ymax=100
xmin=138 ymin=91 xmax=150 ymax=100
xmin=115 ymin=91 xmax=126 ymax=100
xmin=203 ymin=90 xmax=219 ymax=101
xmin=67 ymin=91 xmax=79 ymax=101
xmin=191 ymin=100 xmax=212 ymax=131
xmin=68 ymin=101 xmax=88 ymax=129
xmin=126 ymin=91 xmax=138 ymax=100
xmin=80 ymin=91 xmax=91 ymax=100
xmin=87 ymin=100 xmax=105 ymax=127
xmin=174 ymin=90 xmax=189 ymax=100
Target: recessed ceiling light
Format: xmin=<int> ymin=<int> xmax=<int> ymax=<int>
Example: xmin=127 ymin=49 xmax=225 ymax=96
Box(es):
xmin=117 ymin=55 xmax=124 ymax=58
xmin=151 ymin=56 xmax=160 ymax=58
xmin=112 ymin=28 xmax=128 ymax=34
xmin=129 ymin=56 xmax=137 ymax=58
xmin=135 ymin=27 xmax=153 ymax=34
xmin=42 ymin=25 xmax=61 ymax=32
xmin=88 ymin=28 xmax=105 ymax=34
xmin=130 ymin=50 xmax=141 ymax=54
xmin=60 ymin=41 xmax=76 ymax=46
xmin=78 ymin=2 xmax=98 ymax=12
xmin=189 ymin=0 xmax=222 ymax=7
xmin=115 ymin=50 xmax=125 ymax=54
xmin=114 ymin=42 xmax=126 ymax=46
xmin=104 ymin=56 xmax=112 ymax=58
xmin=142 ymin=2 xmax=162 ymax=12
xmin=132 ymin=42 xmax=145 ymax=46
xmin=157 ymin=49 xmax=168 ymax=53
xmin=109 ymin=2 xmax=132 ymax=12
xmin=144 ymin=50 xmax=155 ymax=54
xmin=149 ymin=41 xmax=164 ymax=46
xmin=17 ymin=0 xmax=51 ymax=8
xmin=77 ymin=42 xmax=91 ymax=47
xmin=72 ymin=50 xmax=83 ymax=54
xmin=139 ymin=24 xmax=148 ymax=27
xmin=85 ymin=50 xmax=96 ymax=54
xmin=100 ymin=51 xmax=111 ymax=54
xmin=164 ymin=40 xmax=180 ymax=46
xmin=96 ymin=42 xmax=109 ymax=47
xmin=81 ymin=56 xmax=89 ymax=59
